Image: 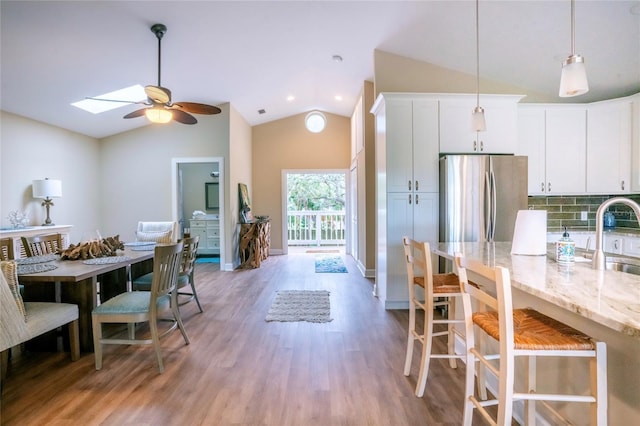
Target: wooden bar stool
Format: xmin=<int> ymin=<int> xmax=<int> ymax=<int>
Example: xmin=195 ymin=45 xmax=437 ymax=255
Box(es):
xmin=402 ymin=237 xmax=466 ymax=397
xmin=455 ymin=254 xmax=607 ymax=425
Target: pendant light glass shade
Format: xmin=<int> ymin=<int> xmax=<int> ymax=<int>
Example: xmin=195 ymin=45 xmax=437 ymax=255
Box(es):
xmin=559 ymin=54 xmax=589 ymax=97
xmin=471 ymin=0 xmax=486 ymax=132
xmin=472 ymin=106 xmax=486 ymax=132
xmin=559 ymin=0 xmax=588 ymax=97
xmin=145 ymin=108 xmax=173 ymax=123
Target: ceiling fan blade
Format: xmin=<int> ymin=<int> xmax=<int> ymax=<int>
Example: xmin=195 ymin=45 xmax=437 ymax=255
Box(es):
xmin=145 ymin=85 xmax=171 ymax=104
xmin=171 ymin=102 xmax=222 ymax=115
xmin=123 ymin=108 xmax=148 ymax=119
xmin=171 ymin=109 xmax=198 ymax=125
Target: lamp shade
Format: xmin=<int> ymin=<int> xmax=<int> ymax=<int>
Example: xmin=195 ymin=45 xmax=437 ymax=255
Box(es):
xmin=145 ymin=108 xmax=173 ymax=124
xmin=559 ymin=54 xmax=589 ymax=97
xmin=32 ymin=179 xmax=62 ymax=199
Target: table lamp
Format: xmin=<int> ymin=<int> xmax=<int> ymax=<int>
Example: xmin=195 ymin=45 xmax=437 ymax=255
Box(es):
xmin=32 ymin=178 xmax=62 ymax=226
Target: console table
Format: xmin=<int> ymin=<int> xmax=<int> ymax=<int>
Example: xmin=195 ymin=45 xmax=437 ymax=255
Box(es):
xmin=0 ymin=225 xmax=72 ymax=258
xmin=238 ymin=220 xmax=270 ymax=269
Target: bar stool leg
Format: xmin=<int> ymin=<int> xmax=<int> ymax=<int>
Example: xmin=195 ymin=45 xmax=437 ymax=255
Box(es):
xmin=415 ymin=303 xmax=434 ymax=397
xmin=526 ymin=355 xmax=537 ymax=425
xmin=591 ymin=342 xmax=608 ymax=425
xmin=447 ymin=296 xmax=457 ymax=369
xmin=403 ymin=299 xmax=417 ymax=377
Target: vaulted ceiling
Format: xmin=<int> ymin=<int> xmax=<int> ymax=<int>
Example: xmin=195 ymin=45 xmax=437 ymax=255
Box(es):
xmin=1 ymin=1 xmax=639 ymax=139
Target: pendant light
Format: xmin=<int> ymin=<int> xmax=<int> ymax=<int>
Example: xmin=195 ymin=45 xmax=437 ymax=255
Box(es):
xmin=471 ymin=0 xmax=486 ymax=132
xmin=559 ymin=0 xmax=589 ymax=97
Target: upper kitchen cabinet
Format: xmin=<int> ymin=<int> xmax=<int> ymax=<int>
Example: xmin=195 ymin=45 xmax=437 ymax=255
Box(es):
xmin=439 ymin=94 xmax=524 ymax=154
xmin=586 ymin=99 xmax=632 ymax=194
xmin=517 ymin=105 xmax=587 ymax=195
xmin=373 ymin=94 xmax=440 ymax=194
xmin=631 ymin=94 xmax=640 ymax=192
xmin=350 ymin=95 xmax=364 ymax=162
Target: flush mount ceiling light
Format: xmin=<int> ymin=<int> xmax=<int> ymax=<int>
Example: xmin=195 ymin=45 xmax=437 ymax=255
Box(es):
xmin=305 ymin=111 xmax=326 ymax=133
xmin=471 ymin=0 xmax=486 ymax=132
xmin=559 ymin=0 xmax=589 ymax=97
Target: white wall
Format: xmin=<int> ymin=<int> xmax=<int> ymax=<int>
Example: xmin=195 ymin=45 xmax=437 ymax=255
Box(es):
xmin=98 ymin=104 xmax=232 ymax=244
xmin=228 ymin=104 xmax=252 ymax=268
xmin=0 ymin=111 xmax=101 ymax=243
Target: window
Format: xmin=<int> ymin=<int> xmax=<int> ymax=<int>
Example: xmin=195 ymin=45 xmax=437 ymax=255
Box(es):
xmin=305 ymin=111 xmax=326 ymax=133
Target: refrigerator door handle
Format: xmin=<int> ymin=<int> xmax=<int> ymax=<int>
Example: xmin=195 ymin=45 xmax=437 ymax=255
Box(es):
xmin=484 ymin=171 xmax=491 ymax=241
xmin=490 ymin=169 xmax=497 ymax=241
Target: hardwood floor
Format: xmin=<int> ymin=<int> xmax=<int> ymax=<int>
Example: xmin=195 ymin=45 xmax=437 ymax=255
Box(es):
xmin=1 ymin=253 xmax=484 ymax=425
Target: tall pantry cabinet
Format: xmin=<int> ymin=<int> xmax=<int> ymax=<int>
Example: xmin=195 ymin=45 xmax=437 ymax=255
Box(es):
xmin=372 ymin=93 xmax=439 ymax=308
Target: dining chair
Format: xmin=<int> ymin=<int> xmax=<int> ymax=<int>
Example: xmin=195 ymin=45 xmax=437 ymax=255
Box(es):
xmin=136 ymin=221 xmax=179 ymax=243
xmin=91 ymin=242 xmax=189 ymax=373
xmin=0 ymin=238 xmax=14 ymax=260
xmin=402 ymin=236 xmax=467 ymax=397
xmin=132 ymin=236 xmax=203 ymax=313
xmin=454 ymin=254 xmax=607 ymax=425
xmin=21 ymin=233 xmax=63 ymax=257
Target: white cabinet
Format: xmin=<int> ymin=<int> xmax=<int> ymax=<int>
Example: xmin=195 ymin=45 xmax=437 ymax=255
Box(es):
xmin=350 ymin=95 xmax=363 ymax=162
xmin=385 ymin=97 xmax=439 ymax=193
xmin=630 ymin=94 xmax=640 ymax=192
xmin=371 ymin=93 xmax=440 ymax=308
xmin=439 ymin=95 xmax=523 ymax=154
xmin=517 ymin=105 xmax=586 ymax=195
xmin=517 ymin=106 xmax=546 ymax=195
xmin=586 ymin=99 xmax=632 ymax=194
xmin=190 ymin=218 xmax=220 ymax=255
xmin=604 ymin=234 xmax=624 ymax=254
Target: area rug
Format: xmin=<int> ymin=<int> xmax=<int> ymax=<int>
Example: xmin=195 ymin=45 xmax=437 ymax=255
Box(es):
xmin=265 ymin=290 xmax=332 ymax=323
xmin=314 ymin=255 xmax=347 ymax=273
xmin=195 ymin=257 xmax=220 ymax=264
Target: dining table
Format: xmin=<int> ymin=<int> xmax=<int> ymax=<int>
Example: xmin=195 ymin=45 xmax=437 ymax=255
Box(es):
xmin=17 ymin=245 xmax=155 ymax=352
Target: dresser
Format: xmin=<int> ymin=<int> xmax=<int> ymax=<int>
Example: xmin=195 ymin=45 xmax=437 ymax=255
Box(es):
xmin=0 ymin=224 xmax=72 ymax=258
xmin=189 ymin=217 xmax=220 ymax=255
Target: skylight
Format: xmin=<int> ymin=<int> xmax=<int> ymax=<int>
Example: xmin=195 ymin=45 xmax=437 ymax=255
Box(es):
xmin=71 ymin=85 xmax=147 ymax=114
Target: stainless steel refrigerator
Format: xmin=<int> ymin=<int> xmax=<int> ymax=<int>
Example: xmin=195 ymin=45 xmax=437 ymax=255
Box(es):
xmin=439 ymin=154 xmax=528 ymax=243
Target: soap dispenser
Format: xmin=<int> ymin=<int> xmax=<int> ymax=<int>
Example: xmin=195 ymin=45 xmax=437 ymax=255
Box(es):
xmin=604 ymin=211 xmax=616 ymax=229
xmin=556 ymin=226 xmax=576 ymax=264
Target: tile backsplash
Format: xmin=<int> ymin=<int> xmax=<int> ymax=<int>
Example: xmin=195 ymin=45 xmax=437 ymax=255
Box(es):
xmin=528 ymin=194 xmax=640 ymax=232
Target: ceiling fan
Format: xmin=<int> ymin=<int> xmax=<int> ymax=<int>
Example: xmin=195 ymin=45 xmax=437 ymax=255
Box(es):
xmin=89 ymin=23 xmax=221 ymax=125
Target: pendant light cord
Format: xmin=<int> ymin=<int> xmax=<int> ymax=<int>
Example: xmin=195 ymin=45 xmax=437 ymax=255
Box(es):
xmin=570 ymin=0 xmax=575 ymax=55
xmin=476 ymin=0 xmax=480 ymax=108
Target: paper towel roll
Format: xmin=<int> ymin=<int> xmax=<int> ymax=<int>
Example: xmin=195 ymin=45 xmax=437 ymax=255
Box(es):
xmin=511 ymin=210 xmax=548 ymax=255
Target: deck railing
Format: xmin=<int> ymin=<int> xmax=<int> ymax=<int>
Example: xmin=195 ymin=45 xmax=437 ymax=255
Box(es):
xmin=287 ymin=210 xmax=346 ymax=246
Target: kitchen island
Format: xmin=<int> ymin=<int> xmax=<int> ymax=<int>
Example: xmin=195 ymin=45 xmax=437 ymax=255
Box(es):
xmin=434 ymin=242 xmax=640 ymax=425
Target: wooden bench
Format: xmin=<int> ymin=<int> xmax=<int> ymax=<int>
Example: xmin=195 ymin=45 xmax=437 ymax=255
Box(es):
xmin=1 ymin=262 xmax=80 ymax=380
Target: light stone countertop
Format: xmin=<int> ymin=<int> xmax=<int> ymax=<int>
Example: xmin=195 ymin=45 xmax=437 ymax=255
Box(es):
xmin=434 ymin=242 xmax=640 ymax=339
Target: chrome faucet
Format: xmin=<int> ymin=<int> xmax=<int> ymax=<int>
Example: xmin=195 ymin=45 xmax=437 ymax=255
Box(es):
xmin=593 ymin=197 xmax=640 ymax=270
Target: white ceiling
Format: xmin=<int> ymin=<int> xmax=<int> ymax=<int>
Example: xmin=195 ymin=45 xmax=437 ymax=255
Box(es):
xmin=1 ymin=0 xmax=639 ymax=139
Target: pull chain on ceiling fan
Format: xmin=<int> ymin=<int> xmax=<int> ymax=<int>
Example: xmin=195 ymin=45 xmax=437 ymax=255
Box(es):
xmin=89 ymin=23 xmax=221 ymax=125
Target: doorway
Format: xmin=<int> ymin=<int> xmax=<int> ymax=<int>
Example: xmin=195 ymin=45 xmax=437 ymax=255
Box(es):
xmin=281 ymin=169 xmax=349 ymax=255
xmin=171 ymin=157 xmax=226 ymax=269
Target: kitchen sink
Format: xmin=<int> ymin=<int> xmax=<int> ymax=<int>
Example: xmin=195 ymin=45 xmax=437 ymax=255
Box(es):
xmin=604 ymin=258 xmax=640 ymax=276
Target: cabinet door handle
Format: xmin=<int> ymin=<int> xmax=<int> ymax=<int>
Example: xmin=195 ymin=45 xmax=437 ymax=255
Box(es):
xmin=415 ymin=180 xmax=419 ymax=191
xmin=548 ymin=182 xmax=551 ymax=192
xmin=409 ymin=194 xmax=412 ymax=204
xmin=408 ymin=180 xmax=411 ymax=191
xmin=473 ymin=140 xmax=477 ymax=151
xmin=480 ymin=141 xmax=484 ymax=152
xmin=622 ymin=180 xmax=625 ymax=191
xmin=541 ymin=182 xmax=545 ymax=192
xmin=415 ymin=194 xmax=419 ymax=204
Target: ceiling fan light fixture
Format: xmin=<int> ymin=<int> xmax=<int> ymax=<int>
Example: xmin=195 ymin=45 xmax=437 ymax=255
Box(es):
xmin=145 ymin=108 xmax=173 ymax=124
xmin=559 ymin=0 xmax=589 ymax=97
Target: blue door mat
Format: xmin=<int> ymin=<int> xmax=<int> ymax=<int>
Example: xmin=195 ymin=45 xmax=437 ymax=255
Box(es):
xmin=195 ymin=257 xmax=220 ymax=264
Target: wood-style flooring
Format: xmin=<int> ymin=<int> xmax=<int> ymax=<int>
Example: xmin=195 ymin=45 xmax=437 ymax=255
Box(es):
xmin=1 ymin=253 xmax=485 ymax=425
